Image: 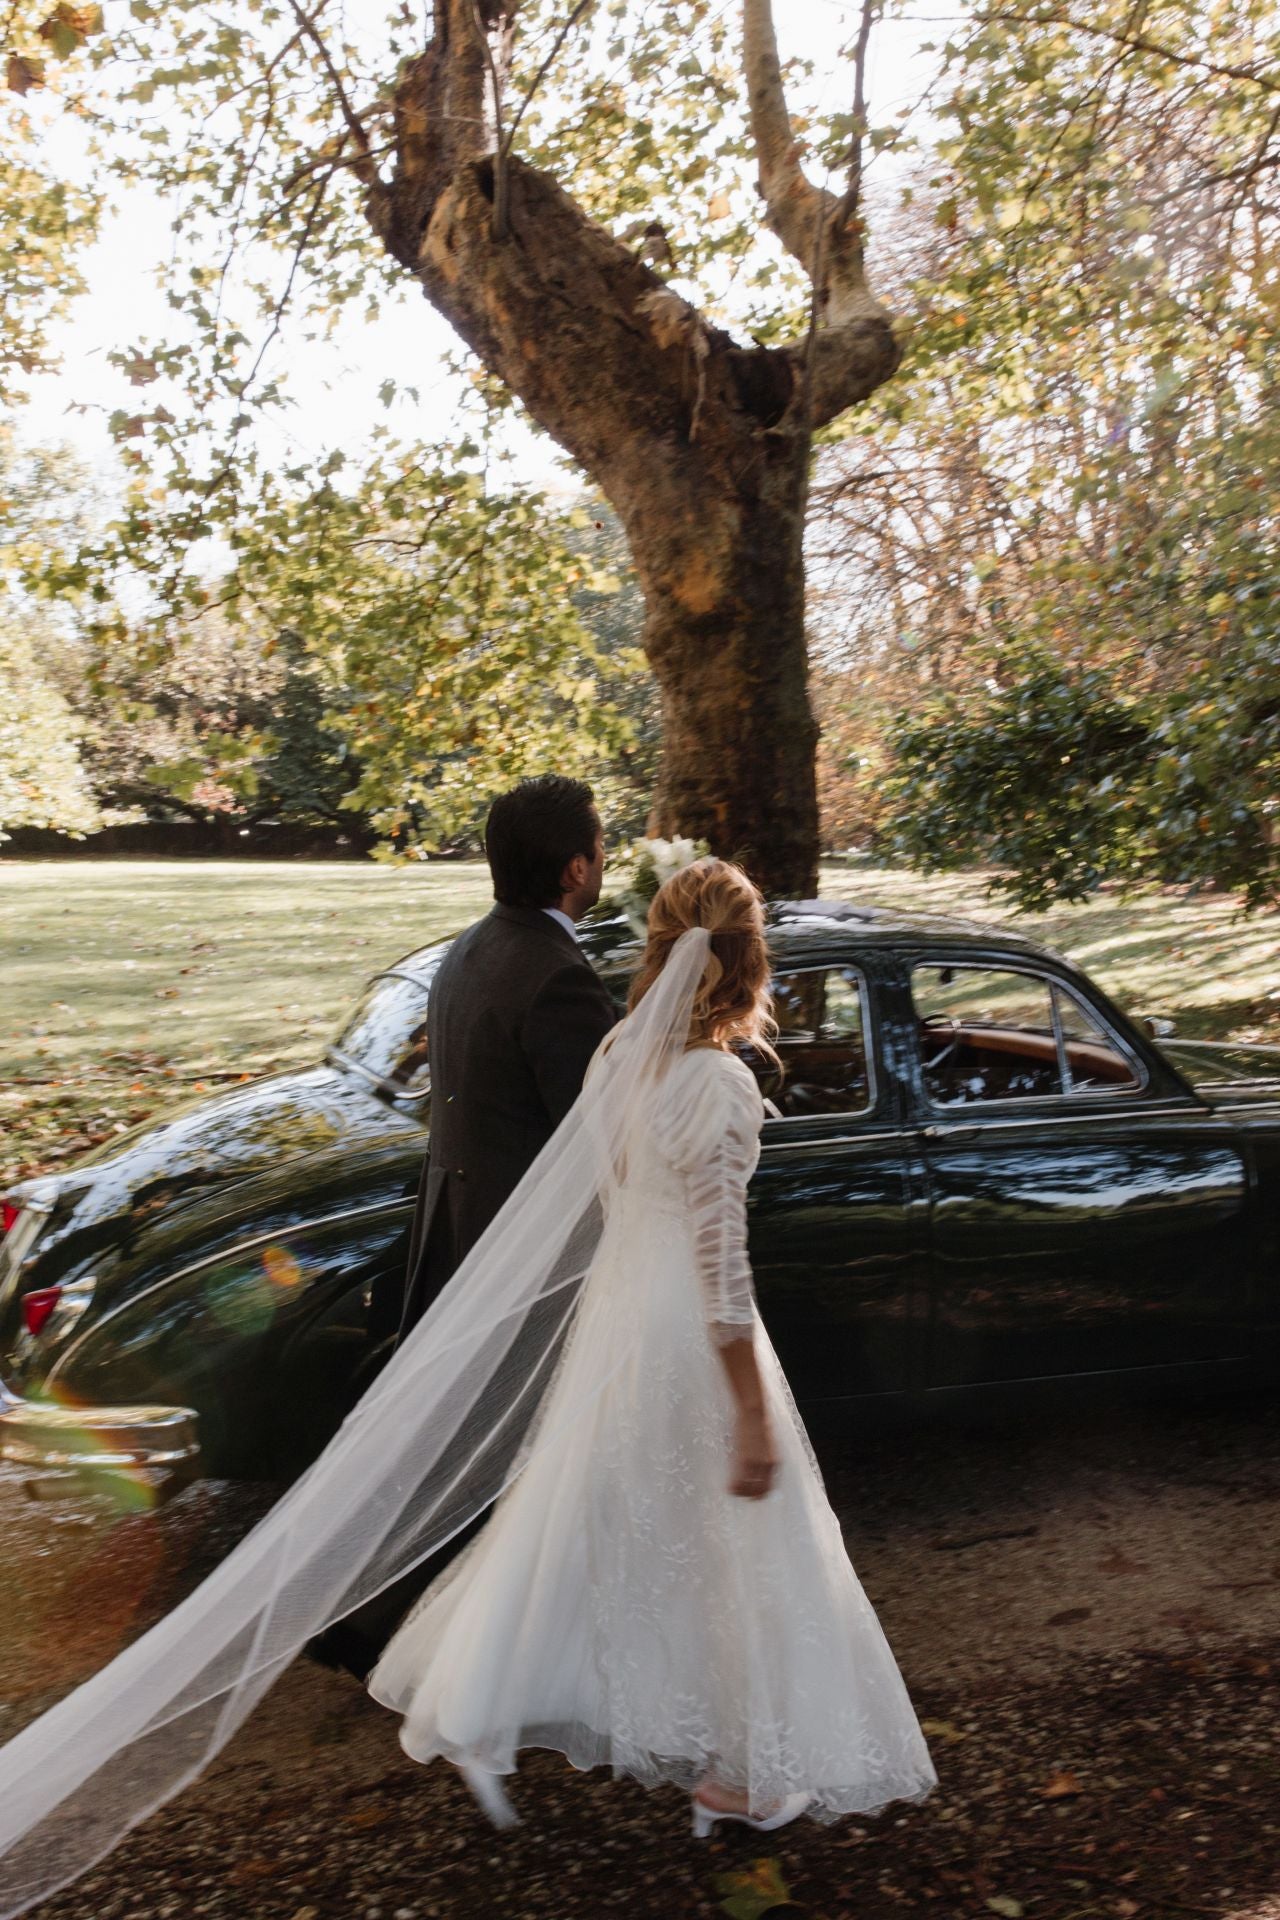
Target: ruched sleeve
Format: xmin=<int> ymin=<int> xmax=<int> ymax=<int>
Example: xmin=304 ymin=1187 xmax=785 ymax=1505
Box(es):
xmin=664 ymin=1051 xmax=765 ymax=1347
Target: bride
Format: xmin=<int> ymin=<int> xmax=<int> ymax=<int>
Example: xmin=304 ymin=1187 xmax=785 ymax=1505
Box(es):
xmin=368 ymin=858 xmax=936 ymax=1833
xmin=0 ymin=860 xmax=933 ymax=1919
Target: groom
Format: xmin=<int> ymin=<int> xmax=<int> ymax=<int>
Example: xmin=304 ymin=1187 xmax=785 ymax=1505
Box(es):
xmin=312 ymin=775 xmax=616 ymax=1680
xmin=398 ymin=773 xmax=617 ymax=1338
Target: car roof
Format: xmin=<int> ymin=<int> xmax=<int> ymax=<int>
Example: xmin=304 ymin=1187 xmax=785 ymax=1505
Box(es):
xmin=385 ymin=896 xmax=1060 ymax=982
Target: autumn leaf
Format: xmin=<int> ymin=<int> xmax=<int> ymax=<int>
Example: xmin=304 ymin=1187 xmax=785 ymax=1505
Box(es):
xmin=38 ymin=14 xmax=81 ymax=56
xmin=715 ymin=1857 xmax=799 ymax=1920
xmin=121 ymin=353 xmax=160 ymax=387
xmin=227 ymin=1857 xmax=276 ymax=1885
xmin=1041 ymin=1769 xmax=1083 ymax=1799
xmin=342 ymin=1804 xmax=390 ymax=1830
xmin=6 ymin=52 xmax=45 ymax=91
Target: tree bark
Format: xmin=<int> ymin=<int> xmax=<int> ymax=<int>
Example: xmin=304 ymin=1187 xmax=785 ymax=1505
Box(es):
xmin=638 ymin=438 xmax=818 ymax=896
xmin=358 ymin=0 xmax=901 ymax=896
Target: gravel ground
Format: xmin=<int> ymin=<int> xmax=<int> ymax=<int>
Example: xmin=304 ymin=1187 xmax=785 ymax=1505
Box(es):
xmin=3 ymin=1389 xmax=1278 ymax=1920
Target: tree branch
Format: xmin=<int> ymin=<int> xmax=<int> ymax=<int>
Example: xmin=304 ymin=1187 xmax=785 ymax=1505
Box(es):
xmin=803 ymin=316 xmax=902 ymax=430
xmin=504 ymin=0 xmax=595 ymax=157
xmin=375 ymin=0 xmax=492 ymax=256
xmin=742 ymin=0 xmax=832 ymax=288
xmin=743 ymin=0 xmax=897 ymax=424
xmin=976 ymin=6 xmax=1280 ymax=96
xmin=285 ymin=0 xmax=384 ymax=191
xmin=468 ymin=0 xmax=508 ymax=233
xmin=839 ymin=0 xmax=877 ymax=216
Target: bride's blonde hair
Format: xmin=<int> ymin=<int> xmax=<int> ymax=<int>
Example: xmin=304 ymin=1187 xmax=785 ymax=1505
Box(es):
xmin=628 ymin=857 xmax=778 ymax=1062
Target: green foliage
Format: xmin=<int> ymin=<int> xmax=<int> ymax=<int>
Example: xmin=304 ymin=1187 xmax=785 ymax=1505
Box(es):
xmin=1 ymin=441 xmax=360 ymax=832
xmin=60 ymin=606 xmax=362 ymax=829
xmin=884 ymin=408 xmax=1280 ymax=911
xmin=1 ymin=3 xmax=103 ymax=402
xmin=6 ymin=420 xmax=653 ymax=848
xmin=822 ymin=0 xmax=1280 ymax=905
xmin=0 ymin=613 xmax=100 ymax=835
xmin=886 ymin=658 xmax=1156 ymax=908
xmin=191 ymin=445 xmax=649 ymax=850
xmin=254 ymin=628 xmax=363 ymax=828
xmin=0 ymin=0 xmax=862 ymax=568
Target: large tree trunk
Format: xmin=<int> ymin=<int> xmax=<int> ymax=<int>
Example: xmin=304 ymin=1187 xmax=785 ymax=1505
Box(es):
xmin=628 ymin=436 xmax=817 ymax=894
xmin=359 ymin=0 xmax=899 ymax=896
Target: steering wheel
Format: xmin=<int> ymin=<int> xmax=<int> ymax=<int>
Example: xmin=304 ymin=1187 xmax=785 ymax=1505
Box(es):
xmin=919 ymin=1014 xmax=963 ymax=1104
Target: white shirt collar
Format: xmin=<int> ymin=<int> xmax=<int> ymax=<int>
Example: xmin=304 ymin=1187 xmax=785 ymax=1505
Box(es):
xmin=541 ymin=906 xmax=577 ymax=940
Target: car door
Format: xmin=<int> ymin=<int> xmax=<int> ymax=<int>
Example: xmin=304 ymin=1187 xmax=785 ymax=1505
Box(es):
xmin=47 ymin=1146 xmax=417 ymax=1475
xmin=906 ymin=950 xmax=1254 ymax=1388
xmin=746 ymin=955 xmax=927 ymax=1404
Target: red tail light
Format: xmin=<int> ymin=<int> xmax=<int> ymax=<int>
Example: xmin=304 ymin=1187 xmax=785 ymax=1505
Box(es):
xmin=1 ymin=1202 xmax=19 ymax=1237
xmin=22 ymin=1288 xmax=62 ymax=1337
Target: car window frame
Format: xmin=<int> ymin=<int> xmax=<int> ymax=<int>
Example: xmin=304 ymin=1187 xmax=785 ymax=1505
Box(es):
xmin=909 ymin=954 xmax=1150 ymax=1117
xmin=327 ymin=966 xmax=435 ymax=1107
xmin=758 ymin=959 xmax=881 ymax=1128
xmin=1050 ymin=977 xmax=1149 ymax=1099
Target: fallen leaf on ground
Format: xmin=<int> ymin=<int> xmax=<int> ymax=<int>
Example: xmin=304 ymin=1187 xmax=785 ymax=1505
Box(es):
xmin=715 ymin=1857 xmax=798 ymax=1920
xmin=920 ymin=1718 xmax=969 ymax=1744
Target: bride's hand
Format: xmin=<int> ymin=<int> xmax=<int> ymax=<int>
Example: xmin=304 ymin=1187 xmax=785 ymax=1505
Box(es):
xmin=729 ymin=1410 xmax=778 ymax=1499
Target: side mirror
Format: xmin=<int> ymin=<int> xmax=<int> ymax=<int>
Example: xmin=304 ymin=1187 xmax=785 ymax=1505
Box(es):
xmin=1141 ymin=1014 xmax=1178 ymax=1040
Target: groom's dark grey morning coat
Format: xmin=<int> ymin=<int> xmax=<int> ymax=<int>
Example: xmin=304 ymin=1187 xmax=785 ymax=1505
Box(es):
xmin=398 ymin=902 xmax=618 ymax=1342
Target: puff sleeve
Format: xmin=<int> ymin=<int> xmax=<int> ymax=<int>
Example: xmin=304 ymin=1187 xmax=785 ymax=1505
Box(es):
xmin=664 ymin=1051 xmax=765 ymax=1346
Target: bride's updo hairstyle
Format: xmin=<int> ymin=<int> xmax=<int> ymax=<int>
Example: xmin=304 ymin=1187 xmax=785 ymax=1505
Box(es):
xmin=629 ymin=857 xmax=779 ymax=1062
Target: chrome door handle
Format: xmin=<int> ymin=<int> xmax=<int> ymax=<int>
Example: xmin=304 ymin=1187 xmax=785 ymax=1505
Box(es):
xmin=922 ymin=1124 xmax=981 ymax=1142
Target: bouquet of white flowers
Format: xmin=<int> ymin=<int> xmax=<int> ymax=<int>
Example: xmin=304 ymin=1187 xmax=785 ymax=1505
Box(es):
xmin=609 ymin=834 xmax=709 ymax=935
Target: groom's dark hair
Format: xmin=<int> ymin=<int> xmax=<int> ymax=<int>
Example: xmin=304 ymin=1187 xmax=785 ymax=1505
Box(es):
xmin=485 ymin=776 xmax=601 ymax=909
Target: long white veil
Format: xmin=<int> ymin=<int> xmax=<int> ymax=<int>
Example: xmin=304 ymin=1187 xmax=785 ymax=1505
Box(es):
xmin=0 ymin=926 xmax=714 ymax=1919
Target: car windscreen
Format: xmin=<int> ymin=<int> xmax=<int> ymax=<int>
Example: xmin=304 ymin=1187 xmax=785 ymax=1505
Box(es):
xmin=331 ymin=971 xmax=433 ymax=1093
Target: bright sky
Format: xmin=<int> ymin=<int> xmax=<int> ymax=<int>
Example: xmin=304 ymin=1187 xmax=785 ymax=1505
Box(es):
xmin=18 ymin=1 xmax=939 ymax=496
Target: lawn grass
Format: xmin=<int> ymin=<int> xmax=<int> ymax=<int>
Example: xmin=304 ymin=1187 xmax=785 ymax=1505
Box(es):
xmin=3 ymin=856 xmax=1279 ymax=1186
xmin=1 ymin=860 xmax=493 ymax=1185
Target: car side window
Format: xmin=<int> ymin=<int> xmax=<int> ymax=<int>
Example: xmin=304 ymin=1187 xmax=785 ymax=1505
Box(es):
xmin=912 ymin=962 xmax=1141 ymax=1106
xmin=1053 ymin=983 xmax=1141 ymax=1092
xmin=748 ymin=967 xmax=874 ymax=1118
xmin=913 ymin=964 xmax=1063 ymax=1105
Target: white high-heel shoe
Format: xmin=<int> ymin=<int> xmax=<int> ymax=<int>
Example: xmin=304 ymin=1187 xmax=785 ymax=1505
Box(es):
xmin=457 ymin=1760 xmax=520 ymax=1829
xmin=691 ymin=1790 xmax=811 ymax=1838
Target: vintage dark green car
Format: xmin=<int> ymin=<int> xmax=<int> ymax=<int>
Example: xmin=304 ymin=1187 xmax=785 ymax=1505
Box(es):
xmin=3 ymin=898 xmax=1279 ymax=1493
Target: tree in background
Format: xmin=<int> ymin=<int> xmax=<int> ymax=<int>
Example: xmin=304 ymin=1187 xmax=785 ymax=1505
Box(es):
xmin=6 ymin=0 xmax=908 ymax=894
xmin=9 ymin=0 xmax=1278 ymax=903
xmin=51 ymin=605 xmax=353 ymax=833
xmin=219 ymin=444 xmax=648 ymax=852
xmin=5 ymin=419 xmax=654 ymax=850
xmin=810 ymin=0 xmax=1279 ymax=906
xmin=0 ymin=614 xmax=99 ymax=836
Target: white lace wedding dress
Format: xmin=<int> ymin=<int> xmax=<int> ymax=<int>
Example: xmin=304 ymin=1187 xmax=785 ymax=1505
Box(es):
xmin=368 ymin=1045 xmax=937 ymax=1821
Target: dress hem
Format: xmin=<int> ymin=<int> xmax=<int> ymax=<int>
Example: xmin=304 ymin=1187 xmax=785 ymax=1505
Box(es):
xmin=376 ymin=1704 xmax=938 ymax=1827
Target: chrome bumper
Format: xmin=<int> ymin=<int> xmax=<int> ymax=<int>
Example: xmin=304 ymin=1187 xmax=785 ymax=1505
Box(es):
xmin=0 ymin=1383 xmax=200 ymax=1474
